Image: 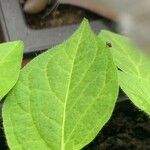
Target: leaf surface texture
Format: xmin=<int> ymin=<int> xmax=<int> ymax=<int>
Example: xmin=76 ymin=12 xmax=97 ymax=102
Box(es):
xmin=3 ymin=21 xmax=118 ymax=150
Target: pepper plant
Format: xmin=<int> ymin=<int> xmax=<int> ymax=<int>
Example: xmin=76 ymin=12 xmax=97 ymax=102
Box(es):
xmin=0 ymin=19 xmax=149 ymax=150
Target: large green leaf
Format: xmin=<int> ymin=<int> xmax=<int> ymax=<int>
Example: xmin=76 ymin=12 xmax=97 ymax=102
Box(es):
xmin=3 ymin=20 xmax=118 ymax=150
xmin=0 ymin=41 xmax=23 ymax=100
xmin=99 ymin=30 xmax=150 ymax=114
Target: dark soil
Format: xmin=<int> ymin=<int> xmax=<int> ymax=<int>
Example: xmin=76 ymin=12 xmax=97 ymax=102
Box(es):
xmin=23 ymin=4 xmax=103 ymax=29
xmin=84 ymin=100 xmax=150 ymax=150
xmin=0 ymin=100 xmax=150 ymax=150
xmin=0 ymin=103 xmax=7 ymax=150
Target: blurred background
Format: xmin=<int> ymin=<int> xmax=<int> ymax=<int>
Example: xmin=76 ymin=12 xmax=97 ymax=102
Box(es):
xmin=0 ymin=0 xmax=150 ymax=52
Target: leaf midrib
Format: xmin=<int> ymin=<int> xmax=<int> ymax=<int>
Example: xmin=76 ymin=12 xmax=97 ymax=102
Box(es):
xmin=61 ymin=23 xmax=86 ymax=150
xmin=0 ymin=42 xmax=21 ymax=65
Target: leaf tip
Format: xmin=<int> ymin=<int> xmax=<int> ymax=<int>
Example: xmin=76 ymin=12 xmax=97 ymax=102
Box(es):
xmin=80 ymin=18 xmax=90 ymax=29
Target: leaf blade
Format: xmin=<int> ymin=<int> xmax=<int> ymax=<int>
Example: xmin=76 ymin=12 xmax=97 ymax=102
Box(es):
xmin=0 ymin=41 xmax=23 ymax=100
xmin=99 ymin=30 xmax=150 ymax=114
xmin=3 ymin=21 xmax=118 ymax=150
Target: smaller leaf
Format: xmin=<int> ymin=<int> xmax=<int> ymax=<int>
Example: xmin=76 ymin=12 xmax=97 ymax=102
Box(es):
xmin=99 ymin=30 xmax=150 ymax=115
xmin=0 ymin=41 xmax=23 ymax=100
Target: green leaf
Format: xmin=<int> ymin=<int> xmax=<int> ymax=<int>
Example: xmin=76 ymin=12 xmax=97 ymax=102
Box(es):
xmin=0 ymin=41 xmax=23 ymax=100
xmin=99 ymin=30 xmax=150 ymax=114
xmin=3 ymin=20 xmax=118 ymax=150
